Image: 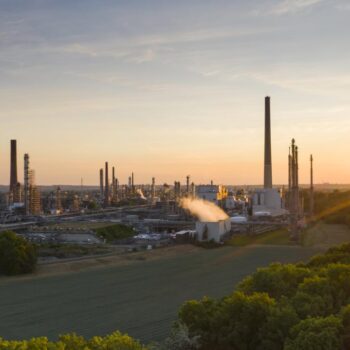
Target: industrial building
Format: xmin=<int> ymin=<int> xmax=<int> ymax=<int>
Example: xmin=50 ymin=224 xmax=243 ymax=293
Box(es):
xmin=196 ymin=184 xmax=228 ymax=205
xmin=195 ymin=218 xmax=231 ymax=242
xmin=252 ymin=97 xmax=286 ymax=217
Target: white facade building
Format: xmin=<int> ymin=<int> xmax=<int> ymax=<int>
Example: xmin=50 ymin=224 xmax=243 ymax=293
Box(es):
xmin=196 ymin=185 xmax=228 ymax=204
xmin=195 ymin=218 xmax=231 ymax=242
xmin=252 ymin=188 xmax=286 ymax=217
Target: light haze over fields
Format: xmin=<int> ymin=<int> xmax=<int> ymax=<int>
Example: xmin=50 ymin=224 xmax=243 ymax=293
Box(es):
xmin=0 ymin=0 xmax=349 ymax=185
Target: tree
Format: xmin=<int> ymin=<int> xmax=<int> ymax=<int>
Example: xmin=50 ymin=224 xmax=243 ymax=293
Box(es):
xmin=149 ymin=323 xmax=200 ymax=350
xmin=238 ymin=263 xmax=312 ymax=300
xmin=179 ymin=292 xmax=276 ymax=350
xmin=284 ymin=316 xmax=343 ymax=350
xmin=0 ymin=231 xmax=37 ymax=275
xmin=258 ymin=303 xmax=299 ymax=350
xmin=291 ymin=276 xmax=334 ymax=318
xmin=0 ymin=331 xmax=147 ymax=350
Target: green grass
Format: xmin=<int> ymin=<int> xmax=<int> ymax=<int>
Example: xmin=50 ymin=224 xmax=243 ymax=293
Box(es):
xmin=48 ymin=221 xmax=119 ymax=230
xmin=228 ymin=229 xmax=292 ymax=247
xmin=37 ymin=244 xmax=112 ymax=259
xmin=0 ymin=244 xmax=320 ymax=343
xmin=301 ymin=221 xmax=350 ymax=248
xmin=94 ymin=224 xmax=135 ymax=242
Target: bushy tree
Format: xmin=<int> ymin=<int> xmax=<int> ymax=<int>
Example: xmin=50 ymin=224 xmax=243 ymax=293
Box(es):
xmin=291 ymin=276 xmax=334 ymax=318
xmin=238 ymin=263 xmax=312 ymax=300
xmin=0 ymin=331 xmax=146 ymax=350
xmin=179 ymin=292 xmax=276 ymax=350
xmin=258 ymin=303 xmax=299 ymax=350
xmin=0 ymin=231 xmax=37 ymax=275
xmin=308 ymin=243 xmax=350 ymax=267
xmin=149 ymin=323 xmax=200 ymax=350
xmin=284 ymin=316 xmax=343 ymax=350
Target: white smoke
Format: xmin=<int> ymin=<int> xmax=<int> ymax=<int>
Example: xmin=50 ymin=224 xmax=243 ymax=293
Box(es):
xmin=136 ymin=189 xmax=147 ymax=200
xmin=180 ymin=198 xmax=228 ymax=222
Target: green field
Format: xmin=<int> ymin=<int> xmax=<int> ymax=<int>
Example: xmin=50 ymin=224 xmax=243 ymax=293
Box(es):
xmin=228 ymin=228 xmax=292 ymax=247
xmin=229 ymin=222 xmax=350 ymax=249
xmin=48 ymin=221 xmax=120 ymax=229
xmin=0 ymin=244 xmax=321 ymax=344
xmin=302 ymin=222 xmax=350 ymax=248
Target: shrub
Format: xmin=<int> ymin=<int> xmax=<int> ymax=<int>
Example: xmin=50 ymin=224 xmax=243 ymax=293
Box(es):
xmin=94 ymin=224 xmax=134 ymax=243
xmin=0 ymin=231 xmax=37 ymax=275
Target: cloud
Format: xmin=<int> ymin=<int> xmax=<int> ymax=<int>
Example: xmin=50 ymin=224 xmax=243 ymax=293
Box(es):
xmin=271 ymin=0 xmax=324 ymax=15
xmin=248 ymin=70 xmax=350 ymax=96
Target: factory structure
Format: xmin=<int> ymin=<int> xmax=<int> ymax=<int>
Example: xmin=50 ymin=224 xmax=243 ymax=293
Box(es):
xmin=251 ymin=97 xmax=286 ymax=217
xmin=6 ymin=140 xmax=42 ymax=215
xmin=0 ymin=96 xmax=314 ymax=246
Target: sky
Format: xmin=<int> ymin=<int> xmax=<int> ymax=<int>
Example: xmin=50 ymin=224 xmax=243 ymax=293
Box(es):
xmin=0 ymin=0 xmax=349 ymax=186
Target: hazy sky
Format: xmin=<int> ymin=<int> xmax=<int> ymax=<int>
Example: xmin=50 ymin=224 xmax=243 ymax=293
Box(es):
xmin=0 ymin=0 xmax=349 ymax=185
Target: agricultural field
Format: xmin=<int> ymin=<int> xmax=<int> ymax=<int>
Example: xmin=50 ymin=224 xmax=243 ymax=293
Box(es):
xmin=0 ymin=244 xmax=321 ymax=344
xmin=228 ymin=228 xmax=292 ymax=247
xmin=302 ymin=222 xmax=350 ymax=249
xmin=229 ymin=222 xmax=350 ymax=249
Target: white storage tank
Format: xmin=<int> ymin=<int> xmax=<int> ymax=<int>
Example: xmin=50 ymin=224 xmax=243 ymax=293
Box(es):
xmin=195 ymin=218 xmax=231 ymax=242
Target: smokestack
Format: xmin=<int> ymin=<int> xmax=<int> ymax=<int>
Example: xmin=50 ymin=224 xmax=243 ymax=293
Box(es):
xmin=112 ymin=166 xmax=116 ymax=199
xmin=99 ymin=168 xmax=104 ymax=198
xmin=191 ymin=182 xmax=195 ymax=198
xmin=104 ymin=162 xmax=109 ymax=206
xmin=310 ymin=154 xmax=314 ymax=216
xmin=264 ymin=97 xmax=273 ymax=189
xmin=186 ymin=175 xmax=190 ymax=195
xmin=288 ymin=147 xmax=292 ymax=191
xmin=10 ymin=140 xmax=18 ymax=192
xmin=152 ymin=177 xmax=156 ymax=199
xmin=24 ymin=153 xmax=30 ymax=215
xmin=295 ymin=146 xmax=299 ymax=188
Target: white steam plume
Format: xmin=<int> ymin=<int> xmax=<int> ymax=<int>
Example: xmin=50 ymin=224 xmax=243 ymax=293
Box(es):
xmin=136 ymin=189 xmax=147 ymax=200
xmin=180 ymin=198 xmax=228 ymax=222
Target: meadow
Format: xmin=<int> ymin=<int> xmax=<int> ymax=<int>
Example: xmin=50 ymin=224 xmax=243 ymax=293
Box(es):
xmin=0 ymin=243 xmax=321 ymax=344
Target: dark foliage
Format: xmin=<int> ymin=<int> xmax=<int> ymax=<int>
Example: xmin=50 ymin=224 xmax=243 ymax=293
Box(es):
xmin=0 ymin=231 xmax=37 ymax=275
xmin=179 ymin=243 xmax=350 ymax=349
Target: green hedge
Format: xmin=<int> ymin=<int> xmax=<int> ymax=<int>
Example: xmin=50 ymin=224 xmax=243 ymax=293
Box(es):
xmin=94 ymin=224 xmax=135 ymax=243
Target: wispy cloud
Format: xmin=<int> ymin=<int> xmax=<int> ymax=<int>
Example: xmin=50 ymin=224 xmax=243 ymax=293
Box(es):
xmin=271 ymin=0 xmax=324 ymax=15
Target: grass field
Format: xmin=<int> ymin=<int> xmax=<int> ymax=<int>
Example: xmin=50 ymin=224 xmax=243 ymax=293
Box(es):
xmin=48 ymin=221 xmax=119 ymax=229
xmin=229 ymin=223 xmax=350 ymax=249
xmin=302 ymin=221 xmax=350 ymax=248
xmin=228 ymin=228 xmax=292 ymax=247
xmin=0 ymin=244 xmax=321 ymax=344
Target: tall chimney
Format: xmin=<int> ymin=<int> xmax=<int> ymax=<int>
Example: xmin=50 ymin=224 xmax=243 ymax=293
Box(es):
xmin=310 ymin=154 xmax=314 ymax=216
xmin=152 ymin=177 xmax=156 ymax=199
xmin=24 ymin=153 xmax=30 ymax=215
xmin=104 ymin=162 xmax=109 ymax=206
xmin=131 ymin=172 xmax=135 ymax=193
xmin=99 ymin=168 xmax=104 ymax=198
xmin=264 ymin=97 xmax=273 ymax=189
xmin=10 ymin=140 xmax=18 ymax=192
xmin=112 ymin=166 xmax=116 ymax=199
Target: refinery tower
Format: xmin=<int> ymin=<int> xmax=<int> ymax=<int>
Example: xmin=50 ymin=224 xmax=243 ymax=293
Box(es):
xmin=252 ymin=97 xmax=285 ymax=216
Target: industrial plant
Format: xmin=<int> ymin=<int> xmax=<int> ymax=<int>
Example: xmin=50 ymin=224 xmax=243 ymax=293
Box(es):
xmin=0 ymin=96 xmax=314 ymax=249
